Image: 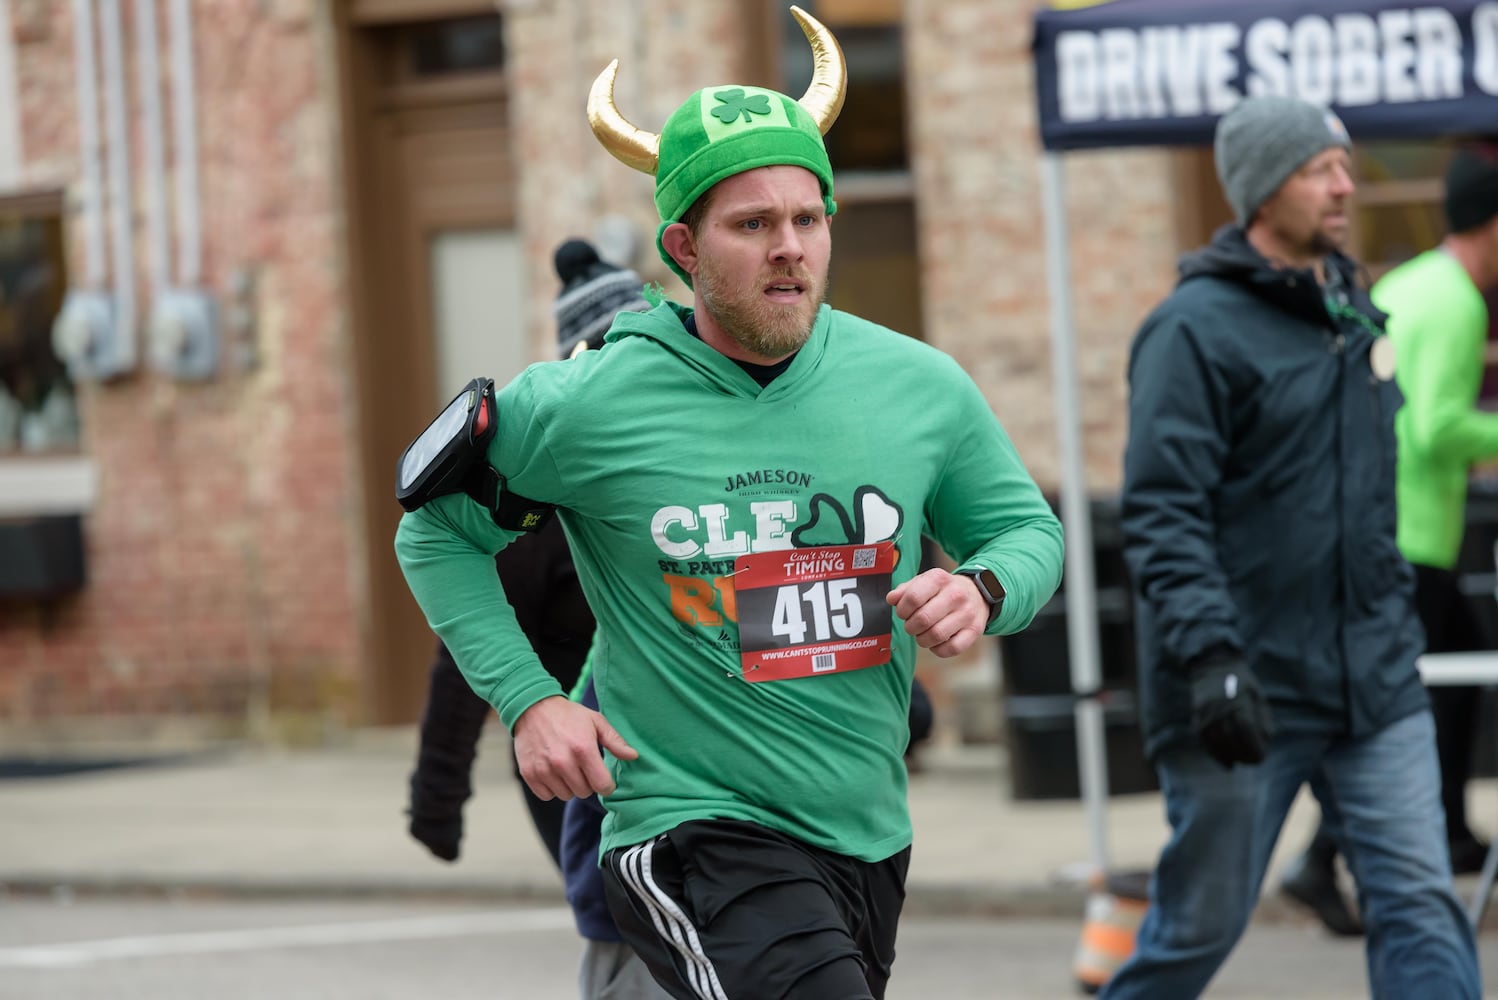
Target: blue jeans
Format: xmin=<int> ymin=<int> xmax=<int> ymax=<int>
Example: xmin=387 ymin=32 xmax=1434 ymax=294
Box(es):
xmin=1101 ymin=710 xmax=1479 ymax=999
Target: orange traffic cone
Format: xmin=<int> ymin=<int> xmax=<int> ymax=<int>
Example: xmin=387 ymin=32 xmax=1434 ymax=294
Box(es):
xmin=1072 ymin=869 xmax=1150 ymax=994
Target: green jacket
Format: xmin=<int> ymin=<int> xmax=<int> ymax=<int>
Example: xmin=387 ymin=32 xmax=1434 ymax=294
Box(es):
xmin=1373 ymin=250 xmax=1498 ymax=570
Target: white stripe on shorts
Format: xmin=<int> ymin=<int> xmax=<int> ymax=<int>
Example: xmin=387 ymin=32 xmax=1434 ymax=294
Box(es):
xmin=615 ymin=837 xmax=729 ymax=1000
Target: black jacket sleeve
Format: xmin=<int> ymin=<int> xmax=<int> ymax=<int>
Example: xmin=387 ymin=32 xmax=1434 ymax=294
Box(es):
xmin=493 ymin=520 xmax=596 ymax=695
xmin=409 ymin=640 xmax=491 ymax=819
xmin=1120 ymin=313 xmax=1244 ymax=670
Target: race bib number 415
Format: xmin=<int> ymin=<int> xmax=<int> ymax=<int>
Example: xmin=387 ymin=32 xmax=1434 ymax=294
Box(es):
xmin=734 ymin=541 xmax=896 ymax=682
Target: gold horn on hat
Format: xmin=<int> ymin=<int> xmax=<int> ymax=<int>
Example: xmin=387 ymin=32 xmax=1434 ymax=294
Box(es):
xmin=789 ymin=5 xmax=845 ymax=136
xmin=587 ymin=59 xmax=660 ymax=175
xmin=586 ymin=5 xmax=847 ymax=175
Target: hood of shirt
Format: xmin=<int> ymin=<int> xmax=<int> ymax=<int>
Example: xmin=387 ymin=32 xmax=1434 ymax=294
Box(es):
xmin=601 ymin=298 xmax=833 ymax=402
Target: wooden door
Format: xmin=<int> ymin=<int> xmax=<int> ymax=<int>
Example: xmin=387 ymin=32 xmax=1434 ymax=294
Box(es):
xmin=337 ymin=5 xmax=517 ymax=723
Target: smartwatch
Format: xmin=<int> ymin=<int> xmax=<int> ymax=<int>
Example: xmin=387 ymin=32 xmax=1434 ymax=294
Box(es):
xmin=958 ymin=567 xmax=1006 ymax=626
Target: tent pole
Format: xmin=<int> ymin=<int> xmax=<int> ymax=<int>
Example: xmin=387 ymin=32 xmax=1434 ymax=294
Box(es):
xmin=1040 ymin=152 xmax=1110 ymax=877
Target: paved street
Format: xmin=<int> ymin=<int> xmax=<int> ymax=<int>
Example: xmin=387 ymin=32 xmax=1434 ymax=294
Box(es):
xmin=5 ymin=737 xmax=1498 ymax=998
xmin=2 ymin=894 xmax=1494 ymax=999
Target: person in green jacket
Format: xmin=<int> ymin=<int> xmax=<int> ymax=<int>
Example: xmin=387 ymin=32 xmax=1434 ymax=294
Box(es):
xmin=1280 ymin=143 xmax=1498 ymax=931
xmin=392 ymin=10 xmax=1062 ymax=1000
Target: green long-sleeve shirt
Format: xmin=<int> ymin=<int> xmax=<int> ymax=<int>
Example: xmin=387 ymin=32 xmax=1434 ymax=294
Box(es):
xmin=1373 ymin=249 xmax=1498 ymax=569
xmin=396 ymin=300 xmax=1064 ymax=862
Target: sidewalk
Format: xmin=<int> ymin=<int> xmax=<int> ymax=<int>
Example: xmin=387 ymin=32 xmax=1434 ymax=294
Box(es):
xmin=0 ymin=727 xmax=1491 ymax=926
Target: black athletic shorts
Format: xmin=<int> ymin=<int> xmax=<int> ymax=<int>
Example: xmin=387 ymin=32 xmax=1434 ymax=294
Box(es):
xmin=601 ymin=819 xmax=910 ymax=1000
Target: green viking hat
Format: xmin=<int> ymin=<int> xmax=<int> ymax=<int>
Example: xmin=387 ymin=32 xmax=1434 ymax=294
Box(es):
xmin=586 ymin=6 xmax=846 ymax=285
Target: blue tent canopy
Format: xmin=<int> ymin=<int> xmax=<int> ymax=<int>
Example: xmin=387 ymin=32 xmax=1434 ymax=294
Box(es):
xmin=1034 ymin=0 xmax=1498 ymax=150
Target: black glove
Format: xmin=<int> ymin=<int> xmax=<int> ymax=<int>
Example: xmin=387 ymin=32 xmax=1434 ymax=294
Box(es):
xmin=1188 ymin=652 xmax=1273 ymax=768
xmin=407 ymin=802 xmax=463 ymax=863
xmin=407 ymin=762 xmax=467 ymax=862
xmin=405 ymin=644 xmax=488 ymax=864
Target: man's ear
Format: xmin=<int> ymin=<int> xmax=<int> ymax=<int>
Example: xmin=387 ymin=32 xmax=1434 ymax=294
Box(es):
xmin=660 ymin=222 xmax=698 ymax=278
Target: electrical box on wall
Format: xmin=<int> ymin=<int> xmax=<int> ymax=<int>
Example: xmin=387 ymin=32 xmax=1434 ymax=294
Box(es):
xmin=0 ymin=516 xmax=87 ymax=599
xmin=148 ymin=288 xmax=219 ymax=380
xmin=51 ymin=289 xmax=130 ymax=381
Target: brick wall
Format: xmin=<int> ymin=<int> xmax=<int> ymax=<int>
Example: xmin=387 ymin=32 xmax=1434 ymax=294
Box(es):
xmin=503 ymin=0 xmax=753 ymax=350
xmin=1 ymin=0 xmax=1189 ymax=734
xmin=506 ymin=0 xmax=1184 ymax=493
xmin=1 ymin=1 xmax=361 ymax=731
xmin=507 ymin=0 xmax=1183 ymax=501
xmin=502 ymin=0 xmax=1186 ymax=743
xmin=905 ymin=0 xmax=1178 ymax=496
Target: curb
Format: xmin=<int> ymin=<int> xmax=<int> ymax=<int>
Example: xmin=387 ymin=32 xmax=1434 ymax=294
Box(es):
xmin=0 ymin=873 xmax=1334 ymax=929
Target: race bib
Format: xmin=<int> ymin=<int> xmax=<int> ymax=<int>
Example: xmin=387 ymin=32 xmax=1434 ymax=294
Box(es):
xmin=734 ymin=541 xmax=896 ymax=682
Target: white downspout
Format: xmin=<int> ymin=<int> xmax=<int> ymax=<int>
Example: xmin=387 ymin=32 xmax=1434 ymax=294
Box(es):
xmin=98 ymin=0 xmax=135 ymax=362
xmin=150 ymin=0 xmax=217 ymax=381
xmin=52 ymin=0 xmax=120 ymax=379
xmin=135 ymin=0 xmax=170 ymax=303
xmin=168 ymin=0 xmax=202 ymax=287
xmin=69 ymin=0 xmax=106 ymax=288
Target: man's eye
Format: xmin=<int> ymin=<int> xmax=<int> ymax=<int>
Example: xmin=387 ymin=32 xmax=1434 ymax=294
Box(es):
xmin=743 ymin=219 xmax=762 ymax=231
xmin=797 ymin=215 xmax=815 ymax=226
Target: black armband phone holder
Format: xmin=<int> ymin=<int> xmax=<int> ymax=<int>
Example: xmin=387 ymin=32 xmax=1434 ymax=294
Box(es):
xmin=394 ymin=377 xmax=555 ymax=533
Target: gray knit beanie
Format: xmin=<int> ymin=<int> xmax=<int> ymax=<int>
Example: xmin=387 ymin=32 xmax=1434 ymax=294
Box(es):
xmin=552 ymin=239 xmax=649 ymax=358
xmin=1214 ymin=96 xmax=1353 ymax=226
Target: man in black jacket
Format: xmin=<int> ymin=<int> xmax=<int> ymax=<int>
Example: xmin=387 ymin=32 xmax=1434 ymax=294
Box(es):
xmin=405 ymin=240 xmax=675 ymax=1000
xmin=1101 ymin=96 xmax=1480 ymax=999
xmin=406 ymin=239 xmax=645 ymax=868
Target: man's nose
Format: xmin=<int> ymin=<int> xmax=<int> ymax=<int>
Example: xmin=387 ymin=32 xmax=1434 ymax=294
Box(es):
xmin=769 ymin=221 xmax=805 ymax=263
xmin=1330 ymin=163 xmax=1355 ymax=198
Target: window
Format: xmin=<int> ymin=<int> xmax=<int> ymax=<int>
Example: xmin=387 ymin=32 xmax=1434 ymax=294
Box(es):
xmin=368 ymin=12 xmax=504 ymax=92
xmin=0 ymin=191 xmax=76 ymax=455
xmin=777 ymin=0 xmax=925 ymax=339
xmin=1354 ymin=140 xmax=1454 ymax=279
xmin=781 ymin=0 xmax=907 ymax=173
xmin=405 ymin=15 xmax=503 ymax=77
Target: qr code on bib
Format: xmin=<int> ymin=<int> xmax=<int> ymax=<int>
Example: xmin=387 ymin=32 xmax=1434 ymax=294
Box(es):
xmin=852 ymin=547 xmax=877 ymax=570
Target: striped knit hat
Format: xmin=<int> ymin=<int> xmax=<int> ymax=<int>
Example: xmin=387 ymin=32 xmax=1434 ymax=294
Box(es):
xmin=551 ymin=239 xmax=649 ymax=358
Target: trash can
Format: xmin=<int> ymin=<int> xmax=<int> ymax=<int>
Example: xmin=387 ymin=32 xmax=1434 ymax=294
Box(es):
xmin=1459 ymin=484 xmax=1498 ymax=646
xmin=999 ymin=494 xmax=1137 ymax=697
xmin=1458 ymin=484 xmax=1498 ymax=777
xmin=999 ymin=495 xmax=1153 ymax=799
xmin=1003 ymin=689 xmax=1158 ymax=801
xmin=1000 ymin=587 xmax=1136 ymax=697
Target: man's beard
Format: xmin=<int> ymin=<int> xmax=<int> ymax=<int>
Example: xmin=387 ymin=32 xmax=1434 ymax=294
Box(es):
xmin=1308 ymin=226 xmax=1344 ymax=257
xmin=1306 ymin=206 xmax=1349 ymax=257
xmin=696 ymin=256 xmax=825 ymax=359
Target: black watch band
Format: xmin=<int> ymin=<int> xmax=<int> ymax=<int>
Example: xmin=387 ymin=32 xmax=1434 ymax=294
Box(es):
xmin=959 ymin=568 xmax=1006 ymax=626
